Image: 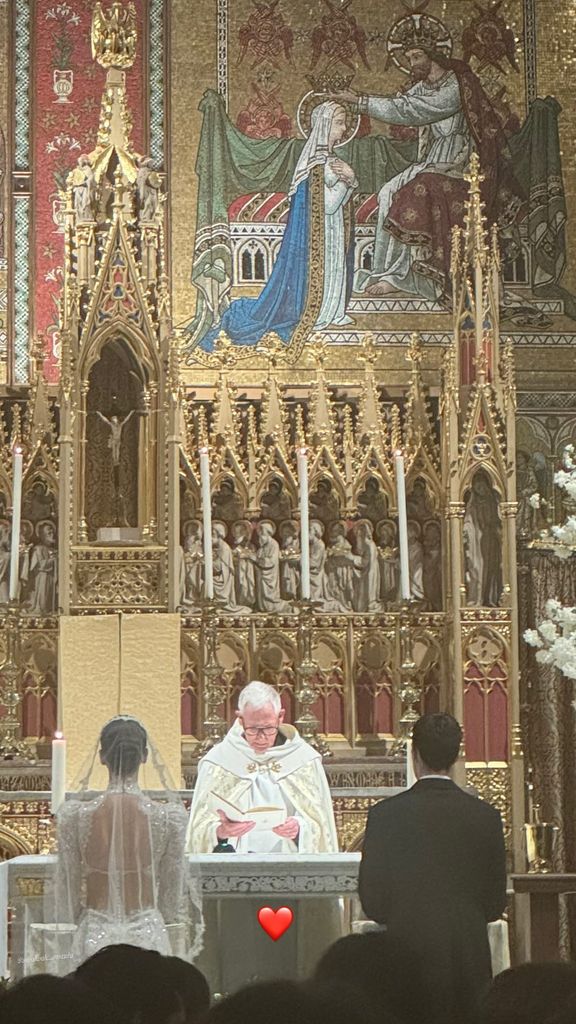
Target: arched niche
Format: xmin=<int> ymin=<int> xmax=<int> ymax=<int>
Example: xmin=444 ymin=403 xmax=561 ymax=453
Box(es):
xmin=85 ymin=338 xmax=147 ymax=540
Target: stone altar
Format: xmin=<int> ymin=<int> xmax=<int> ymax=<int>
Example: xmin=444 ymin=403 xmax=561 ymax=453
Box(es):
xmin=0 ymin=853 xmax=361 ymax=991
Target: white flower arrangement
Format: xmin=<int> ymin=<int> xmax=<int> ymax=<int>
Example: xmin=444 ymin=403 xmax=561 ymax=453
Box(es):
xmin=529 ymin=492 xmax=542 ymax=509
xmin=524 ymin=600 xmax=576 ymax=680
xmin=523 ymin=446 xmax=576 ymax=681
xmin=551 ymin=515 xmax=576 ymax=558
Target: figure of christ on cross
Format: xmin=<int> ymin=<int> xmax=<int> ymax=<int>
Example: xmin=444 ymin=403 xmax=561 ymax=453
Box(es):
xmin=94 ymin=409 xmax=136 ymax=526
xmin=96 ymin=409 xmax=135 ymax=466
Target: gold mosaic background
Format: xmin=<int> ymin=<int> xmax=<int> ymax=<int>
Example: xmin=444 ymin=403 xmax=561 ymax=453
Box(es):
xmin=537 ymin=0 xmax=576 ymax=293
xmin=169 ymin=0 xmax=530 ymax=327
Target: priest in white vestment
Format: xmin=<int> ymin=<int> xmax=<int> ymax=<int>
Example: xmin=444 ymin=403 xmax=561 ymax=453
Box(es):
xmin=187 ymin=681 xmax=337 ymax=855
xmin=187 ymin=681 xmax=341 ymax=990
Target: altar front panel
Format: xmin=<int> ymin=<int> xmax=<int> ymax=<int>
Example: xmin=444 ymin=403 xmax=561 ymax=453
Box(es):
xmin=0 ymin=854 xmax=361 ymax=985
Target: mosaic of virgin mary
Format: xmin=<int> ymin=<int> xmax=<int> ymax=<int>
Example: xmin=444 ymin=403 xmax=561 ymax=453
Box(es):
xmin=198 ymin=101 xmax=357 ymax=352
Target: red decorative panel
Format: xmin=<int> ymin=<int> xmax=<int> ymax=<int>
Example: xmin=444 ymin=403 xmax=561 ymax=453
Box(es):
xmin=21 ymin=671 xmax=57 ymax=740
xmin=310 ymin=669 xmax=345 ymax=735
xmin=355 ymin=668 xmax=393 ymax=736
xmin=423 ymin=664 xmax=441 ymax=715
xmin=40 ymin=688 xmax=57 ymax=739
xmin=279 ymin=684 xmax=296 ymax=724
xmin=464 ymin=676 xmax=485 ymax=760
xmin=486 ymin=677 xmax=508 ymax=761
xmin=181 ymin=669 xmax=199 ymax=736
xmin=31 ymin=0 xmax=148 ymax=382
xmin=464 ymin=639 xmax=509 ymax=761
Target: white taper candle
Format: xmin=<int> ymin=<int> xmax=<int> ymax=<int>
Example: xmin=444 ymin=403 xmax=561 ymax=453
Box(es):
xmin=9 ymin=446 xmax=23 ymax=602
xmin=199 ymin=448 xmax=214 ymax=600
xmin=297 ymin=448 xmax=310 ymax=600
xmin=405 ymin=737 xmax=417 ymax=788
xmin=51 ymin=732 xmax=67 ymax=815
xmin=394 ymin=450 xmax=411 ymax=601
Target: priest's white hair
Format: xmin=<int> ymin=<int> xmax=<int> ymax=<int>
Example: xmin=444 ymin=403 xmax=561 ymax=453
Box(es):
xmin=238 ymin=680 xmax=281 ymax=714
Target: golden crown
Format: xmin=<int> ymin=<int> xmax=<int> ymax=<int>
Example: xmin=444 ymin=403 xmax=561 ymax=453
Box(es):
xmin=305 ymin=70 xmax=355 ymax=94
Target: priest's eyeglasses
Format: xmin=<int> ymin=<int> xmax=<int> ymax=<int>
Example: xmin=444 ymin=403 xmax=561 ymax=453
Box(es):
xmin=243 ymin=726 xmax=279 ymax=739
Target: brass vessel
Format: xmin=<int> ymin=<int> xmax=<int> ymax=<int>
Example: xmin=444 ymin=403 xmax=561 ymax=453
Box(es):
xmin=523 ymin=804 xmax=559 ymax=873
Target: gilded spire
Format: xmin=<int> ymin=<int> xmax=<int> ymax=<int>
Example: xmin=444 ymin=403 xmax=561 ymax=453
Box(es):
xmin=462 ymin=151 xmax=487 ymax=269
xmin=357 ymin=335 xmax=388 ymax=451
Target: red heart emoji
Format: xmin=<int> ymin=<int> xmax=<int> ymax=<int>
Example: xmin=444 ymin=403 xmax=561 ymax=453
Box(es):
xmin=257 ymin=906 xmax=294 ymax=941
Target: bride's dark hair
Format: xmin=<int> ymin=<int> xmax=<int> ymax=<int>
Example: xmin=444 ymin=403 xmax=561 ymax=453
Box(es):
xmin=100 ymin=717 xmax=148 ymax=778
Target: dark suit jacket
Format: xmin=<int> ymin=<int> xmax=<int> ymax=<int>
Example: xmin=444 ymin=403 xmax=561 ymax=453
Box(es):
xmin=359 ymin=778 xmax=507 ymax=1024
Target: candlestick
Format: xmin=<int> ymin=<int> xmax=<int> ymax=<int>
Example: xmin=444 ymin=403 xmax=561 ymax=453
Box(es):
xmin=9 ymin=446 xmax=23 ymax=602
xmin=199 ymin=448 xmax=214 ymax=600
xmin=297 ymin=448 xmax=310 ymax=600
xmin=51 ymin=731 xmax=67 ymax=815
xmin=405 ymin=738 xmax=416 ymax=788
xmin=394 ymin=451 xmax=411 ymax=601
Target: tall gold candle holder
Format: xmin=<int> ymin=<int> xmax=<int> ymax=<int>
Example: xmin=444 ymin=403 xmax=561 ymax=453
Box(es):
xmin=197 ymin=598 xmax=227 ymax=754
xmin=0 ymin=602 xmax=33 ymax=760
xmin=390 ymin=600 xmax=421 ymax=755
xmin=295 ymin=599 xmax=331 ymax=757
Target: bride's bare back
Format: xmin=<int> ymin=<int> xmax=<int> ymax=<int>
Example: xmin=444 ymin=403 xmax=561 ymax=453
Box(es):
xmin=84 ymin=792 xmax=154 ymax=914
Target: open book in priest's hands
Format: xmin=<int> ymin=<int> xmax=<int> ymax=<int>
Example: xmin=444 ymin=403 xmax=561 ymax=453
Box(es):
xmin=208 ymin=790 xmax=286 ymax=831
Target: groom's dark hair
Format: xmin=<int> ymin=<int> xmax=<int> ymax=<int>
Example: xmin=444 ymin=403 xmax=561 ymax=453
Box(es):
xmin=412 ymin=713 xmax=462 ymax=771
xmin=100 ymin=718 xmax=147 ymax=777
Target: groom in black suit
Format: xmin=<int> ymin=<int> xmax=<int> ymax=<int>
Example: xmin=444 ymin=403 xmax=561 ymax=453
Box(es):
xmin=359 ymin=713 xmax=507 ymax=1024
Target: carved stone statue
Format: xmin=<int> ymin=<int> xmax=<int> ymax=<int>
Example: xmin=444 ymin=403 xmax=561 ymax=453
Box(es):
xmin=357 ymin=476 xmax=389 ymax=525
xmin=407 ymin=520 xmax=424 ymax=601
xmin=231 ymin=520 xmax=256 ymax=609
xmin=376 ymin=520 xmax=399 ymax=605
xmin=353 ymin=520 xmax=382 ymax=613
xmin=212 ymin=479 xmax=244 ymax=524
xmin=260 ymin=478 xmax=291 ymax=523
xmin=27 ymin=521 xmax=58 ymax=615
xmin=180 ymin=520 xmax=203 ymax=608
xmin=213 ymin=522 xmax=236 ymax=609
xmin=213 ymin=522 xmax=251 ymax=613
xmin=137 ymin=157 xmax=161 ymax=221
xmin=71 ymin=155 xmax=97 ymax=222
xmin=279 ymin=520 xmax=300 ymax=602
xmin=422 ymin=519 xmax=443 ymax=611
xmin=0 ymin=522 xmax=10 ymax=604
xmin=406 ymin=477 xmax=434 ymax=525
xmin=309 ymin=478 xmax=340 ymax=527
xmin=463 ymin=470 xmax=503 ymax=607
xmin=309 ymin=520 xmax=329 ymax=608
xmin=250 ymin=521 xmax=291 ymax=613
xmin=16 ymin=521 xmax=33 ymax=603
xmin=91 ymin=1 xmax=137 ymax=68
xmin=325 ymin=522 xmax=355 ymax=611
xmin=96 ymin=409 xmax=134 ymax=466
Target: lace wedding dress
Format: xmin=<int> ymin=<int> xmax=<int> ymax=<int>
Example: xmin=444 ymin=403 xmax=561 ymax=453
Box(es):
xmin=23 ymin=719 xmax=203 ymax=975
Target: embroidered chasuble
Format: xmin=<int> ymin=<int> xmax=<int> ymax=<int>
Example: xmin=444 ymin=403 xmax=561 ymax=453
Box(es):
xmin=186 ymin=722 xmax=338 ymax=854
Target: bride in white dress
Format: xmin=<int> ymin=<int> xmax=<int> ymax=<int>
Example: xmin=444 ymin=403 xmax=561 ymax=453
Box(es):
xmin=26 ymin=716 xmax=203 ymax=975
